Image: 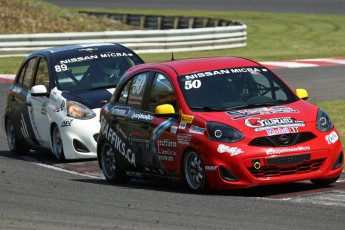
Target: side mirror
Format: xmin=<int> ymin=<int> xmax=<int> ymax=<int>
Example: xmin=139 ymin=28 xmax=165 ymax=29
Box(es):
xmin=31 ymin=85 xmax=49 ymax=97
xmin=295 ymin=88 xmax=308 ymax=100
xmin=155 ymin=104 xmax=176 ymax=116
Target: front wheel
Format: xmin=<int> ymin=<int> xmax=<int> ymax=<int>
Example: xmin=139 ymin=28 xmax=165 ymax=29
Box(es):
xmin=311 ymin=176 xmax=340 ymax=187
xmin=51 ymin=125 xmax=65 ymax=162
xmin=5 ymin=117 xmax=30 ymax=154
xmin=183 ymin=150 xmax=208 ymax=192
xmin=100 ymin=141 xmax=130 ymax=184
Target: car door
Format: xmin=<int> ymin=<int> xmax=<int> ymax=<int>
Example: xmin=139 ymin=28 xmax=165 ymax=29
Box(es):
xmin=108 ymin=72 xmax=152 ymax=175
xmin=147 ymin=73 xmax=180 ymax=177
xmin=8 ymin=57 xmax=41 ymax=147
xmin=27 ymin=57 xmax=51 ymax=148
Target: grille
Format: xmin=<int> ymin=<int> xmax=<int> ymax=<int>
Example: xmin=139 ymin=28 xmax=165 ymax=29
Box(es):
xmin=249 ymin=132 xmax=316 ymax=147
xmin=248 ymin=158 xmax=325 ymax=178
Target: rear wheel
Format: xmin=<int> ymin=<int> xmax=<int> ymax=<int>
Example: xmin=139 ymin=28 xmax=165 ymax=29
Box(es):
xmin=100 ymin=141 xmax=130 ymax=184
xmin=311 ymin=176 xmax=340 ymax=187
xmin=51 ymin=125 xmax=65 ymax=162
xmin=5 ymin=117 xmax=30 ymax=154
xmin=183 ymin=150 xmax=208 ymax=192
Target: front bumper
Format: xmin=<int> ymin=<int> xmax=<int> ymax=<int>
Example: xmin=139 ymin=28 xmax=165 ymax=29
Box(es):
xmin=201 ymin=137 xmax=344 ymax=190
xmin=57 ymin=109 xmax=100 ymax=160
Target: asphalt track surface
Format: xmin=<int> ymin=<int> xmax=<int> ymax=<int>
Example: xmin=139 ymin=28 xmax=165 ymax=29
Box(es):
xmin=44 ymin=0 xmax=345 ymax=15
xmin=2 ymin=1 xmax=345 ymax=229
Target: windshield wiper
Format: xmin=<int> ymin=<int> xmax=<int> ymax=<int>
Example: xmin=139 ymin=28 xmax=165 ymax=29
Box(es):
xmin=226 ymin=102 xmax=281 ymax=111
xmin=189 ymin=106 xmax=224 ymax=111
xmin=87 ymin=84 xmax=117 ymax=91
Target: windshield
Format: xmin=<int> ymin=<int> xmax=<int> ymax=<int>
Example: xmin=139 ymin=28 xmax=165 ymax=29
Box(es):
xmin=178 ymin=66 xmax=299 ymax=111
xmin=53 ymin=52 xmax=141 ymax=91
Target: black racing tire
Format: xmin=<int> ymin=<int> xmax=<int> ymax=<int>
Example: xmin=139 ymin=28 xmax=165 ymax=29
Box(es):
xmin=5 ymin=117 xmax=30 ymax=154
xmin=99 ymin=140 xmax=130 ymax=184
xmin=51 ymin=125 xmax=66 ymax=162
xmin=311 ymin=176 xmax=340 ymax=187
xmin=183 ymin=150 xmax=209 ymax=193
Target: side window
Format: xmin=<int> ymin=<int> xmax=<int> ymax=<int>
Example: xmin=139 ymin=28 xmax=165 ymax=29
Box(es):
xmin=16 ymin=64 xmax=27 ymax=85
xmin=34 ymin=58 xmax=50 ymax=91
xmin=252 ymin=73 xmax=288 ymax=101
xmin=22 ymin=58 xmax=38 ymax=89
xmin=148 ymin=73 xmax=176 ymax=112
xmin=127 ymin=73 xmax=150 ymax=108
xmin=117 ymin=80 xmax=131 ymax=104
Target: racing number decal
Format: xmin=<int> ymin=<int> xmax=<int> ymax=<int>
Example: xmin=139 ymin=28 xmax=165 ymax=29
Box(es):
xmin=54 ymin=64 xmax=68 ymax=72
xmin=185 ymin=80 xmax=201 ymax=90
xmin=132 ymin=74 xmax=147 ymax=94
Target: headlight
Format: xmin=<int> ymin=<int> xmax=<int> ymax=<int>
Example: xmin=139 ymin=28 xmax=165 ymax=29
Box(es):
xmin=66 ymin=101 xmax=96 ymax=120
xmin=316 ymin=109 xmax=333 ymax=132
xmin=206 ymin=122 xmax=244 ymax=143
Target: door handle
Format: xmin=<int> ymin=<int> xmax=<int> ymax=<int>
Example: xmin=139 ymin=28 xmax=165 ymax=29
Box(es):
xmin=111 ymin=117 xmax=118 ymax=124
xmin=140 ymin=123 xmax=150 ymax=130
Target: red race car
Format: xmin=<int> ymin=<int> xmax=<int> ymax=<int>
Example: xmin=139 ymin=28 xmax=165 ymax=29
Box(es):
xmin=97 ymin=56 xmax=343 ymax=192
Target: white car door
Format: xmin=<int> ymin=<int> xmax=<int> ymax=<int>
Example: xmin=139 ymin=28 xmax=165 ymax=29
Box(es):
xmin=27 ymin=57 xmax=52 ymax=148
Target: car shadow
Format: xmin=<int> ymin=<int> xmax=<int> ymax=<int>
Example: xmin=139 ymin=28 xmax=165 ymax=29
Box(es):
xmin=1 ymin=149 xmax=342 ymax=198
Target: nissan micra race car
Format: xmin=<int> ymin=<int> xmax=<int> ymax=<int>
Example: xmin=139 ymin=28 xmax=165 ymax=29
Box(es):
xmin=4 ymin=43 xmax=143 ymax=161
xmin=97 ymin=57 xmax=343 ymax=192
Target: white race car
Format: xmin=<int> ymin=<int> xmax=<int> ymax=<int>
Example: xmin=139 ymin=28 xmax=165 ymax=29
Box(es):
xmin=4 ymin=43 xmax=144 ymax=161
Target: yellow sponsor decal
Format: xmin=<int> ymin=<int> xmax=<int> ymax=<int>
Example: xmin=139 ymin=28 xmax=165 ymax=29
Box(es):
xmin=181 ymin=114 xmax=194 ymax=123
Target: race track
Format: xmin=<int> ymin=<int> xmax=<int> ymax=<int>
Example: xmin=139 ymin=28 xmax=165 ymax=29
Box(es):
xmin=1 ymin=1 xmax=345 ymax=228
xmin=1 ymin=66 xmax=345 ymax=229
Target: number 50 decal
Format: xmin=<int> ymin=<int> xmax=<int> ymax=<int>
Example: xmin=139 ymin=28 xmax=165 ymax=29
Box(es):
xmin=185 ymin=80 xmax=201 ymax=90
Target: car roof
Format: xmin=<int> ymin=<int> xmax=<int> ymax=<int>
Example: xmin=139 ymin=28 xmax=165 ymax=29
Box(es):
xmin=128 ymin=56 xmax=262 ymax=76
xmin=27 ymin=43 xmax=138 ymax=60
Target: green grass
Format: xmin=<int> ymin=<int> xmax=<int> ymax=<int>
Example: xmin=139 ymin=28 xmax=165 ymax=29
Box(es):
xmin=77 ymin=8 xmax=345 ymax=63
xmin=2 ymin=8 xmax=345 ymax=72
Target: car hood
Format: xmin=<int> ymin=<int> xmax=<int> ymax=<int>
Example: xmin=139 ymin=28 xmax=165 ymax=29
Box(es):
xmin=61 ymin=88 xmax=115 ymax=109
xmin=195 ymin=100 xmax=319 ymax=131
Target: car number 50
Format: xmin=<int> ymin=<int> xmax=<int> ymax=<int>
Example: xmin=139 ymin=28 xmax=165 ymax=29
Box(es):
xmin=185 ymin=80 xmax=201 ymax=90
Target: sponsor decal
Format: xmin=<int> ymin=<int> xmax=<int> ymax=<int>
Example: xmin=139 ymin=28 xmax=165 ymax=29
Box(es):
xmin=61 ymin=119 xmax=73 ymax=127
xmin=53 ymin=101 xmax=65 ymax=113
xmin=181 ymin=114 xmax=194 ymax=123
xmin=126 ymin=171 xmax=142 ymax=178
xmin=157 ymin=139 xmax=177 ymax=148
xmin=130 ymin=130 xmax=150 ymax=139
xmin=325 ymin=131 xmax=339 ymax=144
xmin=189 ymin=125 xmax=206 ymax=135
xmin=177 ymin=134 xmax=192 ymax=145
xmin=20 ymin=113 xmax=35 ymax=145
xmin=266 ymin=146 xmax=310 ymax=155
xmin=227 ymin=106 xmax=300 ymax=120
xmin=111 ymin=106 xmax=130 ymax=117
xmin=245 ymin=117 xmax=305 ymax=131
xmin=205 ymin=166 xmax=218 ymax=171
xmin=170 ymin=126 xmax=177 ymax=134
xmin=217 ymin=144 xmax=243 ymax=156
xmin=183 ymin=68 xmax=266 ymax=80
xmin=159 ymin=155 xmax=174 ymax=162
xmin=266 ymin=127 xmax=299 ymax=136
xmin=179 ymin=122 xmax=187 ymax=129
xmin=58 ymin=53 xmax=133 ymax=65
xmin=101 ymin=116 xmax=136 ymax=167
xmin=131 ymin=112 xmax=153 ymax=121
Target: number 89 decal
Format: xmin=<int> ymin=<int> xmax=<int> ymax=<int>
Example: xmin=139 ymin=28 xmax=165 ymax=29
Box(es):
xmin=55 ymin=64 xmax=68 ymax=72
xmin=185 ymin=80 xmax=201 ymax=90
